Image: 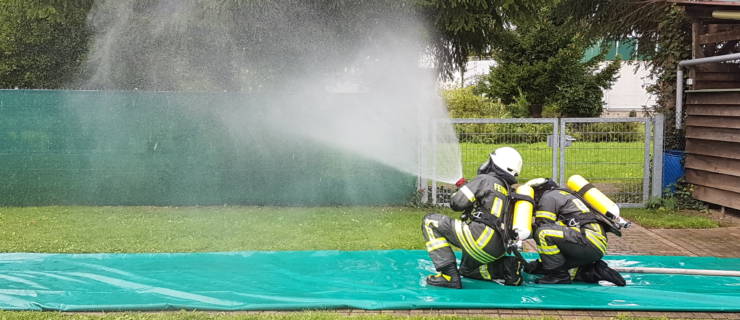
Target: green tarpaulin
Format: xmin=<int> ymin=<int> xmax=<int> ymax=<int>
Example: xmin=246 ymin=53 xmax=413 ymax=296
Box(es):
xmin=0 ymin=250 xmax=737 ymax=311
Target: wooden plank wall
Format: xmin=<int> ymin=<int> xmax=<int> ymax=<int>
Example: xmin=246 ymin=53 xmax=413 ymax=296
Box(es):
xmin=684 ymin=62 xmax=740 ymax=210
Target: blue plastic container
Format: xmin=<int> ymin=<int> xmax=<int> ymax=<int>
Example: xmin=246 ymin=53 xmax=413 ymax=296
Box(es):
xmin=662 ymin=150 xmax=685 ymax=192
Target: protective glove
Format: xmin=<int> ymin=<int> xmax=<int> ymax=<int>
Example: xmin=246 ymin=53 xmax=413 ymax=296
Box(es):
xmin=616 ymin=217 xmax=631 ymax=229
xmin=524 ymin=177 xmax=548 ymax=187
xmin=455 ymin=177 xmax=467 ymax=188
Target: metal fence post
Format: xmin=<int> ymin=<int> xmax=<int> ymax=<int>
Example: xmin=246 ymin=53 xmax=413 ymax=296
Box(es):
xmin=642 ymin=118 xmax=652 ymax=205
xmin=552 ymin=118 xmax=559 ymax=181
xmin=651 ymin=114 xmax=665 ymax=199
xmin=431 ymin=120 xmax=437 ymax=205
xmin=559 ymin=119 xmax=567 ymax=185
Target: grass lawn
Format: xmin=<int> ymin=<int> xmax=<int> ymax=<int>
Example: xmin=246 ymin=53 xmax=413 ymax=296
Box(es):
xmin=620 ymin=208 xmax=719 ymax=229
xmin=0 ymin=205 xmax=716 ymax=319
xmin=0 ymin=206 xmax=716 ymax=253
xmin=459 ymin=141 xmax=645 ymax=182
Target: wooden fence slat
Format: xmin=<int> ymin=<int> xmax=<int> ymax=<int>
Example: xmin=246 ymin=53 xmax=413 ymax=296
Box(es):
xmin=686 ymin=126 xmax=740 ymax=143
xmin=697 ymin=29 xmax=740 ymax=44
xmin=694 ymin=63 xmax=740 ymax=73
xmin=686 ymin=116 xmax=740 ymax=129
xmin=693 ymin=185 xmax=740 ymax=210
xmin=686 ymin=92 xmax=740 ymax=105
xmin=686 ymin=105 xmax=740 ymax=116
xmin=686 ymin=139 xmax=740 ymax=159
xmin=685 ymin=154 xmax=740 ymax=177
xmin=695 ymin=72 xmax=740 ymax=82
xmin=685 ymin=169 xmax=740 ymax=193
xmin=693 ymin=81 xmax=740 ymax=89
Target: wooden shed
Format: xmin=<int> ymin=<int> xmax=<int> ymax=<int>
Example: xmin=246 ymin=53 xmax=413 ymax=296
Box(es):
xmin=673 ymin=0 xmax=740 ymax=211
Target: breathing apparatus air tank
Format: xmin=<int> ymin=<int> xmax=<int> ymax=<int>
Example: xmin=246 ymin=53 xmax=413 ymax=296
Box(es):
xmin=511 ymin=185 xmax=534 ymax=241
xmin=566 ymin=175 xmax=630 ymax=228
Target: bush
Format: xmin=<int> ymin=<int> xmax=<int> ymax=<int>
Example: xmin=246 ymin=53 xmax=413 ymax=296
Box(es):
xmin=443 ymin=87 xmax=507 ymax=118
xmin=569 ymin=122 xmax=644 ymax=143
xmin=455 ymin=122 xmax=553 ymax=144
xmin=647 ymin=179 xmax=708 ymax=212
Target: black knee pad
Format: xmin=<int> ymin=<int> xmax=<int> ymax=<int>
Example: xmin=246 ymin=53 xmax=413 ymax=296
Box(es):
xmin=490 ymin=256 xmax=524 ymax=286
xmin=575 ymin=260 xmax=626 ymax=286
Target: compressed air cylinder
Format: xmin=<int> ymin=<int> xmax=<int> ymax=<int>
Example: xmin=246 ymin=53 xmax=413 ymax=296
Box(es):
xmin=512 ymin=185 xmax=534 ymax=241
xmin=566 ymin=175 xmax=620 ymax=217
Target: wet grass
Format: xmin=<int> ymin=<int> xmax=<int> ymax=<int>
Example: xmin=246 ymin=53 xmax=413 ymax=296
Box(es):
xmin=621 ymin=208 xmax=719 ymax=229
xmin=0 ymin=206 xmax=716 ymax=254
xmin=0 ymin=206 xmax=434 ymax=253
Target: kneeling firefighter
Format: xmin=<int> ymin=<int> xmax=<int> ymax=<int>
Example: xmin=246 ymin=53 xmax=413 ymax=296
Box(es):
xmin=524 ymin=176 xmax=627 ymax=286
xmin=421 ymin=147 xmax=531 ymax=289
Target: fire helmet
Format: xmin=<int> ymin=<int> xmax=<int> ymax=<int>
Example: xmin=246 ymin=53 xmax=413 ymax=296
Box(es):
xmin=490 ymin=146 xmax=523 ymax=178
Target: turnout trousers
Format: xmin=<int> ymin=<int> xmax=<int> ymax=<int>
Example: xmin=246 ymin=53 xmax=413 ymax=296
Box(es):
xmin=422 ymin=213 xmax=513 ymax=282
xmin=533 ymin=222 xmax=607 ymax=271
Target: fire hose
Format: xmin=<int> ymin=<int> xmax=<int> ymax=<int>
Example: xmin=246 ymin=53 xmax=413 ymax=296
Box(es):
xmin=613 ymin=267 xmax=740 ymax=277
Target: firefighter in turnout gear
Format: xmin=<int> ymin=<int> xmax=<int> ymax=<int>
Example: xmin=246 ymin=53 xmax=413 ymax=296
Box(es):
xmin=422 ymin=147 xmax=526 ymax=289
xmin=524 ymin=178 xmax=626 ymax=286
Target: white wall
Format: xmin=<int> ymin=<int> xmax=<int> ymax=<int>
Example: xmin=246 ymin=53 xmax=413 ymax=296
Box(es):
xmin=603 ymin=61 xmax=656 ymax=113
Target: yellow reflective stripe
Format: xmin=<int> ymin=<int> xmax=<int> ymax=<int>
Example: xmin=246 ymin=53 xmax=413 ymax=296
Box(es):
xmin=537 ymin=229 xmax=564 ymax=255
xmin=538 ymin=244 xmax=560 ymax=255
xmin=491 ymin=198 xmax=503 ymax=218
xmin=463 ymin=225 xmax=497 ymax=262
xmin=425 ymin=238 xmax=450 ymax=252
xmin=494 ymin=183 xmax=508 ymax=196
xmin=594 ymin=223 xmax=603 ymax=234
xmin=423 ymin=219 xmax=439 ymax=239
xmin=459 ymin=185 xmax=476 ymax=202
xmin=479 ymin=264 xmax=492 ymax=280
xmin=535 ymin=210 xmax=557 ymax=220
xmin=586 ymin=232 xmax=607 ymax=254
xmin=476 ymin=226 xmax=495 ymax=248
xmin=538 ymin=230 xmax=564 ymax=245
xmin=572 ymin=199 xmax=590 ymax=213
xmin=585 ymin=230 xmax=607 ymax=254
xmin=568 ymin=267 xmax=579 ymax=279
xmin=432 ymin=273 xmax=451 ymax=281
xmin=455 ymin=220 xmax=496 ymax=263
xmin=454 ymin=220 xmax=487 ymax=263
xmin=589 ymin=223 xmax=604 ymax=235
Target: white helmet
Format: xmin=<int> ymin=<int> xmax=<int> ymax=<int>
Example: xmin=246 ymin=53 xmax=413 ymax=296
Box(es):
xmin=490 ymin=147 xmax=523 ymax=178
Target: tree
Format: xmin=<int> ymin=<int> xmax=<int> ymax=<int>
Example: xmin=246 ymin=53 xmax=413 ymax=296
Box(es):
xmin=0 ymin=0 xmax=93 ymax=89
xmin=416 ymin=0 xmax=544 ymax=79
xmin=0 ymin=0 xmax=541 ymax=89
xmin=475 ymin=6 xmax=620 ymax=118
xmin=554 ymin=0 xmax=692 ymax=147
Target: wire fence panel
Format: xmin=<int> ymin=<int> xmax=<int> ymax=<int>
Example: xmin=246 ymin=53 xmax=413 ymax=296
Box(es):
xmin=560 ymin=118 xmax=651 ymax=206
xmin=430 ymin=119 xmax=557 ymax=204
xmin=430 ymin=117 xmax=660 ymax=207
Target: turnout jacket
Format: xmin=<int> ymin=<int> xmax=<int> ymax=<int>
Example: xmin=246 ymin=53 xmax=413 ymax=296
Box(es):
xmin=533 ymin=188 xmax=611 ymax=260
xmin=534 ymin=189 xmax=603 ymax=230
xmin=450 ymin=173 xmax=510 ymax=228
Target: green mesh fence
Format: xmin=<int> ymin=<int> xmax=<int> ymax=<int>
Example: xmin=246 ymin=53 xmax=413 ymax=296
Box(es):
xmin=0 ymin=90 xmax=415 ymax=206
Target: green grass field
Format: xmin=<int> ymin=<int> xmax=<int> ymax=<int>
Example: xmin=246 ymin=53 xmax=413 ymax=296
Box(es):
xmin=459 ymin=141 xmax=646 ymax=181
xmin=0 ymin=205 xmax=716 ymax=319
xmin=620 ymin=208 xmax=719 ymax=229
xmin=0 ymin=206 xmax=716 ymax=254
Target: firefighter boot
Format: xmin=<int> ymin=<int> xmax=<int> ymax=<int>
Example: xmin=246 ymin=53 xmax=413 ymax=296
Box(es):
xmin=525 ymin=260 xmax=545 ymax=274
xmin=426 ymin=263 xmax=462 ymax=289
xmin=535 ymin=268 xmax=572 ymax=284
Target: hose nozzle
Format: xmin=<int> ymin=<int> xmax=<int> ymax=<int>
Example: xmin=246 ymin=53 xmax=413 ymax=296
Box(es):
xmin=455 ymin=178 xmax=467 ymax=188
